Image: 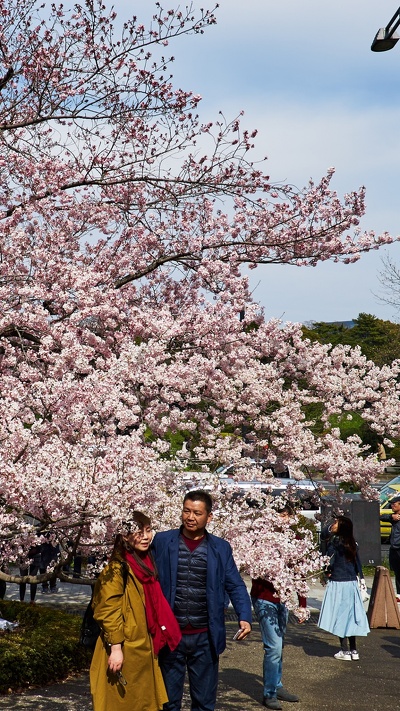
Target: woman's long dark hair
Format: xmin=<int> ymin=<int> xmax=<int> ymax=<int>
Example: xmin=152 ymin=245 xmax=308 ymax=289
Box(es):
xmin=335 ymin=515 xmax=357 ymax=562
xmin=110 ymin=511 xmax=158 ymax=578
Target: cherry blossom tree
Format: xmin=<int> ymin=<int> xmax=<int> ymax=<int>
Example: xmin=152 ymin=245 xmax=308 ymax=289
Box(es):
xmin=0 ymin=0 xmax=399 ymax=603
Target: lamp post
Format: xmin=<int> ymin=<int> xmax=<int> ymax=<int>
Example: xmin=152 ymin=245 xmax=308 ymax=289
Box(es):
xmin=371 ymin=7 xmax=400 ymax=51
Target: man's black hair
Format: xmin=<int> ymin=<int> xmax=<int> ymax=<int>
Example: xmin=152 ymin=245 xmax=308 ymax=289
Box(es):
xmin=183 ymin=489 xmax=213 ymax=514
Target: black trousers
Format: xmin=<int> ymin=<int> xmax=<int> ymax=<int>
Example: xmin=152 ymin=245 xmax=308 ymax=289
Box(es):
xmin=389 ymin=547 xmax=400 ymax=594
xmin=19 ymin=563 xmax=39 ymax=602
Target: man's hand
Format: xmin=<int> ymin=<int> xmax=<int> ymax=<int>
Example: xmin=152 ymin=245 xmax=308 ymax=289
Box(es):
xmin=235 ymin=621 xmax=252 ymax=640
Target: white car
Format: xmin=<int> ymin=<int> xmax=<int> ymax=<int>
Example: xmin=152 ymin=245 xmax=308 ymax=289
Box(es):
xmin=214 ymin=461 xmax=316 ymax=492
xmin=181 ymin=462 xmax=320 ymax=520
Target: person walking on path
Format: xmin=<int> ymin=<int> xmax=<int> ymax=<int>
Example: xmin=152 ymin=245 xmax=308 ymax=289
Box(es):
xmin=90 ymin=510 xmax=181 ymax=711
xmin=152 ymin=489 xmax=252 ymax=711
xmin=377 ymin=441 xmax=386 ymax=461
xmin=40 ymin=537 xmax=60 ymax=594
xmin=19 ymin=544 xmax=42 ymax=604
xmin=318 ymin=515 xmax=369 ymax=661
xmin=380 ymin=495 xmax=400 ymax=602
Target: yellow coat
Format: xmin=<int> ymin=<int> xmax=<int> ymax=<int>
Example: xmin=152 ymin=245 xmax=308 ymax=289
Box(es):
xmin=90 ymin=559 xmax=168 ymax=711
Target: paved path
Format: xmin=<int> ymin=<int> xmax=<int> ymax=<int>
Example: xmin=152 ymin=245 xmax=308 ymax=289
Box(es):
xmin=0 ymin=575 xmax=398 ymax=710
xmin=4 ymin=577 xmax=92 ymax=612
xmin=1 ymin=617 xmax=398 ymax=711
xmin=2 ymin=572 xmax=355 ymax=613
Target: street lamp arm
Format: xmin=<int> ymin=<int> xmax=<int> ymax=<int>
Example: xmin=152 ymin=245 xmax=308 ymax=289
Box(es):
xmin=371 ymin=6 xmax=400 ymax=52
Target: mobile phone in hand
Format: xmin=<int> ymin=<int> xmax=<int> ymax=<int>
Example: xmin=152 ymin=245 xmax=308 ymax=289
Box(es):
xmin=232 ymin=629 xmax=242 ymax=641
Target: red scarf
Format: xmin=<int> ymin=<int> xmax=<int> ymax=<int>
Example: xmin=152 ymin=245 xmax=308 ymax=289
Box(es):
xmin=125 ymin=551 xmax=182 ymax=655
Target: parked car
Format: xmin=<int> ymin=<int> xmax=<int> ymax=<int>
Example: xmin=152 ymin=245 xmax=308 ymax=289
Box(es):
xmin=214 ymin=460 xmax=288 ymax=479
xmin=380 ymin=475 xmax=400 ymax=540
xmin=211 ymin=461 xmax=319 ymax=523
xmin=213 ymin=461 xmax=315 ymax=491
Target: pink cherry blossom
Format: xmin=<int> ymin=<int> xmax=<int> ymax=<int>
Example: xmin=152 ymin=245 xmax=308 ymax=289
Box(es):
xmin=0 ymin=1 xmax=398 ymax=609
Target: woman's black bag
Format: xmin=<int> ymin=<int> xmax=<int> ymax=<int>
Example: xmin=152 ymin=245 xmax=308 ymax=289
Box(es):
xmin=79 ymin=564 xmax=128 ymax=649
xmin=79 ymin=597 xmax=100 ymax=649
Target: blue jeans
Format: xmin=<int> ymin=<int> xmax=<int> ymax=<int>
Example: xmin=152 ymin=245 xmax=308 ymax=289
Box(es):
xmin=159 ymin=632 xmax=219 ymax=711
xmin=252 ymin=597 xmax=288 ymax=698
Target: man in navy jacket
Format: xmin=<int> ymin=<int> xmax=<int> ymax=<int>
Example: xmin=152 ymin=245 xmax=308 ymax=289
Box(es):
xmin=152 ymin=489 xmax=252 ymax=711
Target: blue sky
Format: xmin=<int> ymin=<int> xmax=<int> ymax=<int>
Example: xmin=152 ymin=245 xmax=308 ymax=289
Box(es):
xmin=118 ymin=1 xmax=400 ymax=325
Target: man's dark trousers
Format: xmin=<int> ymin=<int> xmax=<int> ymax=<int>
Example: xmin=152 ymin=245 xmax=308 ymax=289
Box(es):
xmin=159 ymin=631 xmax=218 ymax=711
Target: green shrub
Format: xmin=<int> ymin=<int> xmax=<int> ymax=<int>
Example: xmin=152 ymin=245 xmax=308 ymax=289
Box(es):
xmin=0 ymin=601 xmax=91 ymax=694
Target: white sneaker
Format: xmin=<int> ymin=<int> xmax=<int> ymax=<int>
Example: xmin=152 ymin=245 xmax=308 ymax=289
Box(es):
xmin=351 ymin=650 xmax=359 ymax=660
xmin=334 ymin=650 xmax=352 ymax=661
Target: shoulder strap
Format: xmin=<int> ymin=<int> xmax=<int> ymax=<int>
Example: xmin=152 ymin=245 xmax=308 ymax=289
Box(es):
xmin=121 ymin=562 xmax=129 ymax=591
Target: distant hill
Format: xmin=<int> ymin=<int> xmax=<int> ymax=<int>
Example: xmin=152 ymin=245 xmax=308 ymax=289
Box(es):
xmin=302 ymin=313 xmax=400 ymax=367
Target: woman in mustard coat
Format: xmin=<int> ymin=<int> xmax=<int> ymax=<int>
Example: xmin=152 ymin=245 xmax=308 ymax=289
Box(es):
xmin=90 ymin=512 xmax=181 ymax=711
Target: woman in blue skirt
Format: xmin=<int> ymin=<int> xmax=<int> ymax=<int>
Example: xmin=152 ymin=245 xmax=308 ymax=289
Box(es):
xmin=318 ymin=515 xmax=369 ymax=660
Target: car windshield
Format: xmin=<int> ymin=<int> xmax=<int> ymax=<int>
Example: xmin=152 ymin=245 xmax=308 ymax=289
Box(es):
xmin=380 ymin=476 xmax=400 ymax=504
xmin=214 ymin=465 xmax=228 ymax=475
